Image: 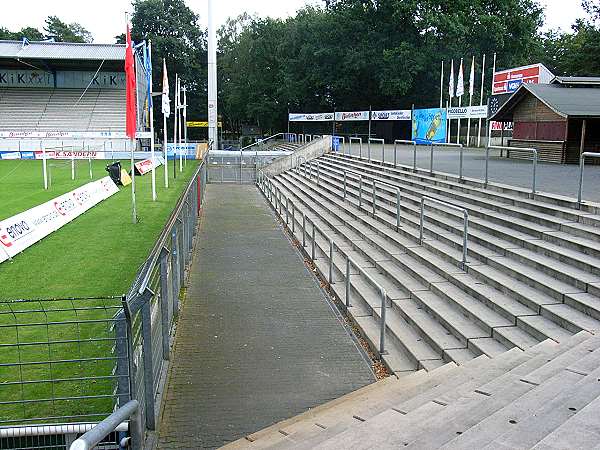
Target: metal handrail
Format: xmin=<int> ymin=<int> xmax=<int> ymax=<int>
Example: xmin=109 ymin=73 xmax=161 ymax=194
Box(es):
xmin=259 ymin=175 xmax=388 ymax=354
xmin=368 ymin=138 xmax=385 ymax=162
xmin=349 ymin=137 xmax=363 ymax=158
xmin=486 ymin=145 xmax=537 ymax=194
xmin=429 ymin=142 xmax=464 ymax=178
xmin=394 ymin=140 xmax=417 ymax=170
xmin=239 ymin=133 xmax=286 ymax=152
xmin=70 ymin=400 xmax=138 ymax=450
xmin=340 ymin=168 xmax=402 ymax=230
xmin=420 ymin=196 xmax=469 ymax=269
xmin=578 ymin=152 xmax=600 ymax=205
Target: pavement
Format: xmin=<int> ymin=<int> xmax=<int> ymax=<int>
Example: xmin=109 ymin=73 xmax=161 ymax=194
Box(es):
xmin=344 ymin=143 xmax=600 ymax=203
xmin=157 ymin=184 xmax=374 ymax=449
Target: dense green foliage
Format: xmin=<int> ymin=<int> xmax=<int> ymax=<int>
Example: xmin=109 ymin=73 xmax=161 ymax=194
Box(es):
xmin=0 ymin=16 xmax=92 ymax=43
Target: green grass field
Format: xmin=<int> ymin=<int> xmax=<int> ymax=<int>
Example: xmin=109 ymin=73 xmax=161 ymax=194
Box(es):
xmin=0 ymin=158 xmax=199 ymax=299
xmin=0 ymin=158 xmax=200 ymax=424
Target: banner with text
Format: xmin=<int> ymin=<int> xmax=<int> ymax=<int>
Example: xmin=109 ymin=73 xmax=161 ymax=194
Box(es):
xmin=289 ymin=113 xmax=334 ymax=122
xmin=371 ymin=110 xmax=411 ymax=121
xmin=335 ymin=111 xmax=370 ymax=121
xmin=0 ymin=131 xmax=152 ymax=139
xmin=134 ymin=155 xmax=165 ymax=175
xmin=0 ymin=177 xmax=120 ymax=264
xmin=447 ymin=105 xmax=489 ymax=119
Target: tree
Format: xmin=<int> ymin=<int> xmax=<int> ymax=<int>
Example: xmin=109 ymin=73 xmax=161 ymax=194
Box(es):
xmin=0 ymin=26 xmax=44 ymax=41
xmin=130 ymin=0 xmax=208 ymax=137
xmin=44 ymin=16 xmax=93 ymax=43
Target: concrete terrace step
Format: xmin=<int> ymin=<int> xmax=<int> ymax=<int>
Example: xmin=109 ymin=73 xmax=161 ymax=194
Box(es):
xmin=318 ymin=157 xmax=600 ymax=281
xmin=330 ymin=153 xmax=600 ymax=228
xmin=272 ymin=175 xmax=500 ymax=362
xmin=323 ymin=154 xmax=600 ymax=244
xmin=280 ymin=169 xmax=587 ymax=342
xmin=272 ymin=176 xmax=480 ymax=368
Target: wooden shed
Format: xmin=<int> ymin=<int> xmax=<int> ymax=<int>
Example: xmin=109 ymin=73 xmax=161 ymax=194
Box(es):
xmin=490 ymin=78 xmax=600 ymax=163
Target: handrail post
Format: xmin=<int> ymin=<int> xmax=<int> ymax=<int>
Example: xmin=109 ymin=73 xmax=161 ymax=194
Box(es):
xmin=381 ymin=139 xmax=385 ymax=164
xmin=532 ymin=149 xmax=537 ymax=195
xmin=429 ymin=143 xmax=434 ymax=174
xmin=459 ymin=144 xmax=464 ymax=181
xmin=578 ymin=153 xmax=585 ymax=204
xmin=329 ymin=239 xmax=334 ymax=284
xmin=317 ymin=162 xmax=320 ymax=185
xmin=393 ymin=141 xmax=398 ymax=167
xmin=343 ymin=171 xmax=347 ymax=200
xmin=345 ymin=256 xmax=351 ymax=307
xmin=396 ymin=189 xmax=401 ymax=231
xmin=485 ymin=144 xmax=490 ymax=187
xmin=462 ymin=211 xmax=469 ymax=270
xmin=379 ymin=288 xmax=386 ymax=354
xmin=302 ymin=214 xmax=306 ymax=247
xmin=368 ymin=139 xmax=371 ymax=161
xmin=419 ymin=197 xmax=425 ymax=244
xmin=285 ymin=197 xmax=289 ymax=225
xmin=413 ymin=141 xmax=417 ymax=171
xmin=372 ymin=180 xmax=377 ymax=216
xmin=311 ymin=221 xmax=316 ymax=261
xmin=359 ymin=176 xmax=363 ymax=208
xmin=291 ymin=203 xmax=295 ymax=233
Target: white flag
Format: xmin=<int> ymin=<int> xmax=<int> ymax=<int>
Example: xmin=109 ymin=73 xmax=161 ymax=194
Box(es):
xmin=161 ymin=59 xmax=170 ymax=117
xmin=469 ymin=56 xmax=475 ymax=96
xmin=449 ymin=60 xmax=455 ymax=99
xmin=456 ymin=58 xmax=465 ymax=97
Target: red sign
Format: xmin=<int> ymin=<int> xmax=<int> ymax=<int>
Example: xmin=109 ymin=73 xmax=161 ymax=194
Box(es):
xmin=493 ymin=63 xmax=553 ymax=95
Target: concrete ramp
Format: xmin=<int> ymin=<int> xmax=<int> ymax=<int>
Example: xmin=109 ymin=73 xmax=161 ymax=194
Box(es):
xmin=157 ymin=185 xmax=374 ymax=449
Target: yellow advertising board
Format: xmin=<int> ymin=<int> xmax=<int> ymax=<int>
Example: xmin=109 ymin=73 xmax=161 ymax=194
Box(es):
xmin=187 ymin=121 xmax=222 ymax=128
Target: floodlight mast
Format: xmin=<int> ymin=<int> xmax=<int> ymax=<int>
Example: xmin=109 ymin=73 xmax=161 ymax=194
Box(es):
xmin=207 ymin=0 xmax=218 ymax=150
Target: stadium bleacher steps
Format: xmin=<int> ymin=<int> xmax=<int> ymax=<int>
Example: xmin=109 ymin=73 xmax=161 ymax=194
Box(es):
xmin=225 ymin=151 xmax=600 ymax=447
xmin=222 ymin=331 xmax=600 ymax=449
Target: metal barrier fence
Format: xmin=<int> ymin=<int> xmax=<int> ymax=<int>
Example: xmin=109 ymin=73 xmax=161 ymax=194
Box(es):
xmin=577 ymin=152 xmax=600 ymax=206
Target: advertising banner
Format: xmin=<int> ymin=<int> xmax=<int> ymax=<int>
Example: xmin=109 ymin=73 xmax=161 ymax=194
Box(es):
xmin=0 ymin=131 xmax=152 ymax=139
xmin=492 ymin=63 xmax=554 ymax=95
xmin=491 ymin=121 xmax=514 ymax=131
xmin=33 ymin=150 xmax=106 ymax=160
xmin=412 ymin=108 xmax=447 ymax=145
xmin=187 ymin=121 xmax=222 ymax=128
xmin=134 ymin=155 xmax=165 ymax=176
xmin=0 ymin=177 xmax=120 ymax=264
xmin=447 ymin=105 xmax=489 ymax=119
xmin=371 ymin=110 xmax=411 ymax=121
xmin=288 ymin=113 xmax=334 ymax=122
xmin=334 ymin=111 xmax=370 ymax=121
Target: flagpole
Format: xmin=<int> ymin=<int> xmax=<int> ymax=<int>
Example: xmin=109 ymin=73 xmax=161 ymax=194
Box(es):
xmin=183 ymin=87 xmax=188 ymax=167
xmin=467 ymin=56 xmax=474 ymax=148
xmin=178 ymin=77 xmax=183 ymax=173
xmin=439 ymin=60 xmax=444 ymax=110
xmin=448 ymin=59 xmax=454 ymax=144
xmin=148 ymin=41 xmax=156 ymax=201
xmin=478 ymin=54 xmax=486 ymax=148
xmin=488 ymin=53 xmax=497 ymax=147
xmin=456 ymin=58 xmax=463 ymax=145
xmin=173 ymin=73 xmax=178 ymax=180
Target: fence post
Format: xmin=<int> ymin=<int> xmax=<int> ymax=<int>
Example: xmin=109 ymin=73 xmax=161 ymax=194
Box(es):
xmin=285 ymin=197 xmax=289 ymax=225
xmin=419 ymin=197 xmax=425 ymax=244
xmin=359 ymin=176 xmax=363 ymax=208
xmin=138 ymin=289 xmax=156 ymax=430
xmin=343 ymin=171 xmax=347 ymax=200
xmin=372 ymin=180 xmax=377 ymax=216
xmin=413 ymin=141 xmax=417 ymax=171
xmin=302 ymin=214 xmax=306 ymax=247
xmin=159 ymin=247 xmax=171 ymax=360
xmin=462 ymin=211 xmax=469 ymax=270
xmin=429 ymin=143 xmax=434 ymax=174
xmin=171 ymin=228 xmax=180 ymax=313
xmin=396 ymin=190 xmax=401 ymax=231
xmin=114 ymin=310 xmax=131 ymax=408
xmin=311 ymin=222 xmax=316 ymax=261
xmin=485 ymin=144 xmax=490 ymax=187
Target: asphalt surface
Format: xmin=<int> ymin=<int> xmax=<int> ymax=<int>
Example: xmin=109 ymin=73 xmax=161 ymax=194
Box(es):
xmin=158 ymin=184 xmax=374 ymax=449
xmin=344 ymin=143 xmax=600 ymax=203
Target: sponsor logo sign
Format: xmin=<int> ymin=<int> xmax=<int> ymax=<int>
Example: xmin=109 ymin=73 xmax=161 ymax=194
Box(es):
xmin=33 ymin=151 xmax=105 ymax=160
xmin=0 ymin=177 xmax=119 ymax=264
xmin=0 ymin=131 xmax=151 ymax=139
xmin=447 ymin=105 xmax=489 ymax=119
xmin=289 ymin=113 xmax=334 ymax=122
xmin=412 ymin=108 xmax=447 ymax=145
xmin=187 ymin=121 xmax=222 ymax=128
xmin=491 ymin=121 xmax=514 ymax=131
xmin=335 ymin=111 xmax=370 ymax=121
xmin=371 ymin=110 xmax=411 ymax=121
xmin=0 ymin=152 xmax=21 ymax=160
xmin=134 ymin=155 xmax=165 ymax=176
xmin=492 ymin=63 xmax=554 ymax=94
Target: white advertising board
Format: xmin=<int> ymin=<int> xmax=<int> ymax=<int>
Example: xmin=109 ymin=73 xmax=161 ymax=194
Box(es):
xmin=335 ymin=111 xmax=370 ymax=121
xmin=0 ymin=177 xmax=120 ymax=264
xmin=0 ymin=131 xmax=152 ymax=139
xmin=371 ymin=110 xmax=411 ymax=121
xmin=135 ymin=155 xmax=165 ymax=175
xmin=288 ymin=113 xmax=334 ymax=122
xmin=447 ymin=105 xmax=489 ymax=119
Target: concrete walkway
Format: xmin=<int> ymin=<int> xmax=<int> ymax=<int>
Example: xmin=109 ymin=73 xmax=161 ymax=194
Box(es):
xmin=158 ymin=185 xmax=374 ymax=449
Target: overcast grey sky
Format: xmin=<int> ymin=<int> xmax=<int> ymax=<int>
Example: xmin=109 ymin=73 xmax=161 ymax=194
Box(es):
xmin=1 ymin=0 xmax=587 ymax=44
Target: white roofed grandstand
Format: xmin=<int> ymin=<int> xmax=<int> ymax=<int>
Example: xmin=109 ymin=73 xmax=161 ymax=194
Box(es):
xmin=0 ymin=40 xmax=146 ymax=134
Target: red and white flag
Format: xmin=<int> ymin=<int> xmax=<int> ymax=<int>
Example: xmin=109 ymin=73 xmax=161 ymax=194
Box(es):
xmin=125 ymin=24 xmax=137 ymax=139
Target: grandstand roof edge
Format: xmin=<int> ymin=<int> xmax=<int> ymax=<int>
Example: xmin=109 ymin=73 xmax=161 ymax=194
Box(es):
xmin=0 ymin=40 xmax=125 ymax=61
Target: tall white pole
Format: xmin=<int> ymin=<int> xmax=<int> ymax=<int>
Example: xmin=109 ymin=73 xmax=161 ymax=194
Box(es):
xmin=208 ymin=0 xmax=218 ymax=150
xmin=149 ymin=41 xmax=157 ymax=201
xmin=183 ymin=87 xmax=188 ymax=167
xmin=488 ymin=53 xmax=497 ymax=147
xmin=439 ymin=60 xmax=444 ymax=110
xmin=478 ymin=53 xmax=486 ymax=147
xmin=178 ymin=77 xmax=183 ymax=172
xmin=467 ymin=55 xmax=474 ymax=148
xmin=173 ymin=73 xmax=178 ymax=179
